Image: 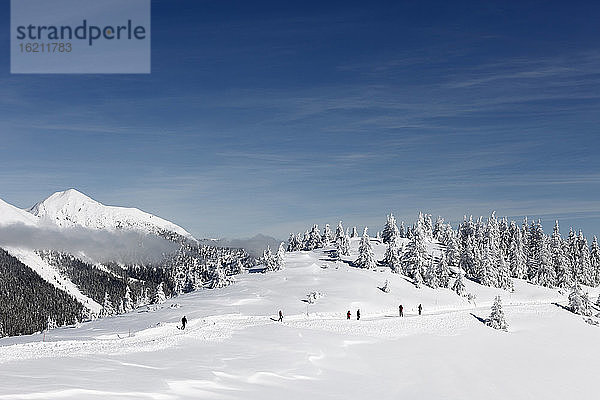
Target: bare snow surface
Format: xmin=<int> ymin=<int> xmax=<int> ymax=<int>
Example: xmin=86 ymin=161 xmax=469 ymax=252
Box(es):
xmin=1 ymin=240 xmax=600 ymax=399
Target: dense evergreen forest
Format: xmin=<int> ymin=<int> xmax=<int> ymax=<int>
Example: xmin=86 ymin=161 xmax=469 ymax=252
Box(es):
xmin=0 ymin=249 xmax=84 ymax=337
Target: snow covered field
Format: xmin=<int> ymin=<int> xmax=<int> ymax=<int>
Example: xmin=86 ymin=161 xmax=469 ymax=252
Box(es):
xmin=1 ymin=239 xmax=599 ymax=399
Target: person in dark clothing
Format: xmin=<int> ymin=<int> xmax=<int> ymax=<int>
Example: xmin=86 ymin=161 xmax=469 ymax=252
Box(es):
xmin=356 ymin=309 xmax=361 ymax=320
xmin=278 ymin=310 xmax=284 ymax=322
xmin=418 ymin=304 xmax=422 ymax=315
xmin=347 ymin=310 xmax=351 ymax=320
xmin=181 ymin=316 xmax=187 ymax=330
xmin=399 ymin=305 xmax=403 ymax=317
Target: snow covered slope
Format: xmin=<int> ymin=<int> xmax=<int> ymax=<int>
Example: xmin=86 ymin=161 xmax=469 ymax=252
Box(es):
xmin=29 ymin=189 xmax=195 ymax=240
xmin=0 ymin=198 xmax=39 ymax=226
xmin=1 ymin=239 xmax=598 ymax=400
xmin=4 ymin=247 xmax=102 ymax=314
xmin=0 ymin=197 xmax=101 ymax=313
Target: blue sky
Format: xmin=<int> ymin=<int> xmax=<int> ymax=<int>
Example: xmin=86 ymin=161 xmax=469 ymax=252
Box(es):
xmin=1 ymin=0 xmax=599 ymax=239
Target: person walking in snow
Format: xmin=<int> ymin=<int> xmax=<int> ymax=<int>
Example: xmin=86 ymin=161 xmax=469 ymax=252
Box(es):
xmin=181 ymin=316 xmax=187 ymax=330
xmin=356 ymin=309 xmax=361 ymax=320
xmin=278 ymin=310 xmax=284 ymax=322
xmin=418 ymin=304 xmax=422 ymax=315
xmin=399 ymin=305 xmax=403 ymax=317
xmin=347 ymin=310 xmax=351 ymax=320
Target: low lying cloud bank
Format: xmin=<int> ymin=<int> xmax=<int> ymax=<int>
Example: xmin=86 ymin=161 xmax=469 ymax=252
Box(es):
xmin=0 ymin=222 xmax=178 ymax=264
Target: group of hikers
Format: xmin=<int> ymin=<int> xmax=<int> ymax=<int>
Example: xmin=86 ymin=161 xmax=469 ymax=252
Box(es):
xmin=346 ymin=309 xmax=361 ymax=320
xmin=345 ymin=304 xmax=422 ymax=320
xmin=179 ymin=304 xmax=424 ymax=329
xmin=398 ymin=303 xmax=423 ymax=317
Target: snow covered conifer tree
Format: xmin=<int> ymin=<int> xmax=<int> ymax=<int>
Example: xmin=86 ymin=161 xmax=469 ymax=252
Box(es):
xmin=322 ymin=224 xmax=333 ymax=245
xmin=123 ymin=284 xmax=134 ymax=312
xmin=382 ymin=213 xmax=400 ymax=244
xmin=46 ymin=316 xmax=58 ymax=330
xmin=551 ymin=221 xmax=571 ymax=288
xmin=336 ymin=231 xmax=351 ymax=256
xmin=452 ymin=272 xmax=466 ymax=296
xmin=383 ymin=239 xmax=402 ymax=273
xmin=399 ymin=221 xmax=406 ymax=238
xmin=508 ymin=222 xmax=527 ymax=279
xmin=477 ymin=244 xmax=497 ymax=287
xmin=100 ymin=292 xmax=116 ymax=317
xmin=355 ymin=228 xmax=376 ymax=269
xmin=304 ymin=225 xmax=324 ymax=250
xmin=351 ymin=226 xmax=358 ymax=238
xmin=445 ymin=234 xmax=460 ymax=267
xmin=154 ymin=282 xmax=167 ymax=304
xmin=335 ymin=221 xmax=345 ymax=242
xmin=432 ymin=216 xmax=445 ymax=242
xmin=590 ymin=236 xmax=600 ymax=286
xmin=499 ymin=217 xmax=510 ymax=261
xmin=522 ymin=217 xmax=530 ymax=261
xmin=301 ymin=230 xmax=310 ymax=250
xmin=459 ymin=237 xmax=477 ymax=279
xmin=209 ymin=261 xmax=232 ymax=289
xmin=424 ymin=258 xmax=439 ymax=289
xmin=275 ymin=242 xmax=286 ymax=270
xmin=413 ymin=268 xmax=424 ymax=288
xmin=568 ymin=284 xmax=592 ymax=316
xmin=423 ymin=213 xmax=433 ymax=240
xmin=486 ymin=296 xmax=508 ymax=331
xmin=262 ymin=246 xmax=276 ymax=271
xmin=402 ymin=214 xmax=429 ymax=280
xmin=578 ymin=232 xmax=593 ymax=286
xmin=381 ymin=279 xmax=390 ymax=293
xmin=531 ymin=236 xmax=556 ymax=287
xmin=436 ymin=253 xmax=451 ymax=288
xmin=287 ymin=233 xmax=301 ymax=252
xmin=497 ymin=252 xmax=513 ymax=291
xmin=527 ymin=220 xmax=546 ymax=282
xmin=137 ymin=287 xmax=150 ymax=308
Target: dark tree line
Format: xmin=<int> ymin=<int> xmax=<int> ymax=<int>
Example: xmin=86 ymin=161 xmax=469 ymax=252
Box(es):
xmin=0 ymin=249 xmax=83 ymax=337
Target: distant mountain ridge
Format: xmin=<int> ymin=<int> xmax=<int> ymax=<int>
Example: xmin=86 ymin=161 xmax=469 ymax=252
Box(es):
xmin=28 ymin=189 xmax=195 ymax=241
xmin=200 ymin=234 xmax=284 ymax=257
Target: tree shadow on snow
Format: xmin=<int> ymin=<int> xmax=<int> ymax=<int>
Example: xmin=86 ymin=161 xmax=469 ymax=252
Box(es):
xmin=248 ymin=266 xmax=267 ymax=274
xmin=552 ymin=302 xmax=571 ymax=312
xmin=470 ymin=313 xmax=487 ymax=325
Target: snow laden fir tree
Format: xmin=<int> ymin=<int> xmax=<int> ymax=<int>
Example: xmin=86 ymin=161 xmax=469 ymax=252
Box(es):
xmin=334 ymin=221 xmax=351 ymax=257
xmin=262 ymin=243 xmax=286 ymax=272
xmin=355 ymin=228 xmax=377 ymax=269
xmin=486 ymin=296 xmax=508 ymax=331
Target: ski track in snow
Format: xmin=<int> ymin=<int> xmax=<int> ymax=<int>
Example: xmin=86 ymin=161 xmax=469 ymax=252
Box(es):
xmin=0 ymin=301 xmax=560 ymax=365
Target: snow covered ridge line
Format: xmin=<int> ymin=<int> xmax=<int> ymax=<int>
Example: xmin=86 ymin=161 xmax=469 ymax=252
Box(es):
xmin=28 ymin=189 xmax=196 ymax=241
xmin=287 ymin=211 xmax=600 ymax=293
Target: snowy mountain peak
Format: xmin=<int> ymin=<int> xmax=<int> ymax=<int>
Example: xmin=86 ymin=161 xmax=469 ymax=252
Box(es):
xmin=28 ymin=189 xmax=195 ymax=240
xmin=29 ymin=189 xmax=97 ymax=216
